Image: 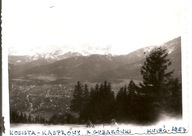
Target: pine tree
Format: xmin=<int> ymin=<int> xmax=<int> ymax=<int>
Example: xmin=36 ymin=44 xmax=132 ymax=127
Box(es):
xmin=70 ymin=81 xmax=83 ymax=113
xmin=80 ymin=84 xmax=90 ymax=121
xmin=85 ymin=81 xmax=115 ymax=123
xmin=138 ymin=47 xmax=182 ymax=123
xmin=99 ymin=81 xmax=115 ymax=123
xmin=82 ymin=84 xmax=89 ymax=107
xmin=115 ymin=86 xmax=127 ymax=121
xmin=165 ymin=77 xmax=182 ymax=115
xmin=128 ymin=80 xmax=138 ymax=97
xmin=140 ymin=47 xmax=173 ymax=105
xmin=70 ymin=82 xmax=92 ymax=123
xmin=126 ymin=80 xmax=140 ymax=122
xmin=87 ymin=86 xmax=100 ymax=123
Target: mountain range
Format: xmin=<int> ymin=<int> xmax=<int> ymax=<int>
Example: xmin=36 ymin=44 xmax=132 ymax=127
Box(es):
xmin=9 ymin=37 xmax=181 ymax=83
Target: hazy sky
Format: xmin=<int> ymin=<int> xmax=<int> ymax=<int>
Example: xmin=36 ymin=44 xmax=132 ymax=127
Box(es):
xmin=3 ymin=0 xmax=182 ymax=55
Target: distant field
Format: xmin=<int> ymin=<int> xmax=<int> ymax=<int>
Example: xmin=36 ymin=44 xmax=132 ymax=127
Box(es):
xmin=35 ymin=75 xmax=57 ymax=81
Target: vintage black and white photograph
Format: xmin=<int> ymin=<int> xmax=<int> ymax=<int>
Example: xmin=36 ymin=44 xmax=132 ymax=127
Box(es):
xmin=2 ymin=0 xmax=190 ymax=135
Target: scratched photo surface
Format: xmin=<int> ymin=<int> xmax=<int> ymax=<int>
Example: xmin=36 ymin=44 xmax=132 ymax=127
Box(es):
xmin=5 ymin=0 xmax=186 ymax=135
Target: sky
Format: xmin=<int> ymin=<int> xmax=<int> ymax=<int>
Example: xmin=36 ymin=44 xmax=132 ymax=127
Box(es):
xmin=2 ymin=0 xmax=182 ymax=55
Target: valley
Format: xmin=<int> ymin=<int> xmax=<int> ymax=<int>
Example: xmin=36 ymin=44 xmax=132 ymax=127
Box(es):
xmin=9 ymin=75 xmax=140 ymax=121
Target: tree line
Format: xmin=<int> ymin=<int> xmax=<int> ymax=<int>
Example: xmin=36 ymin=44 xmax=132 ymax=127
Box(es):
xmin=10 ymin=111 xmax=46 ymax=123
xmin=10 ymin=110 xmax=79 ymax=124
xmin=10 ymin=47 xmax=182 ymax=125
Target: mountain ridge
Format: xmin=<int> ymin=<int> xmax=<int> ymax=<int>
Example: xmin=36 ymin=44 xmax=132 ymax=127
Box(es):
xmin=9 ymin=37 xmax=181 ymax=82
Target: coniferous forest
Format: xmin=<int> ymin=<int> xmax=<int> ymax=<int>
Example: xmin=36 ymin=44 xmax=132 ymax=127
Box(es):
xmin=10 ymin=47 xmax=182 ymax=125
